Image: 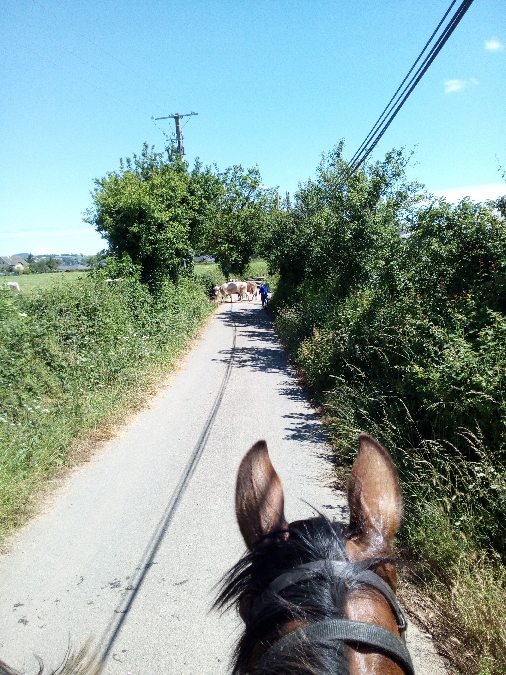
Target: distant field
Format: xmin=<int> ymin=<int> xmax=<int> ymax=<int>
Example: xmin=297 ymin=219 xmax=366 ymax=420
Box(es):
xmin=7 ymin=261 xmax=268 ymax=293
xmin=247 ymin=259 xmax=268 ymax=278
xmin=193 ymin=259 xmax=268 ymax=278
xmin=193 ymin=263 xmax=219 ymax=276
xmin=4 ymin=271 xmax=87 ymax=294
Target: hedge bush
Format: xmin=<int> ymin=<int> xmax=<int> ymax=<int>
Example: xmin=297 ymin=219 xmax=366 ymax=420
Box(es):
xmin=266 ymin=145 xmax=506 ymax=672
xmin=0 ymin=273 xmax=212 ymax=540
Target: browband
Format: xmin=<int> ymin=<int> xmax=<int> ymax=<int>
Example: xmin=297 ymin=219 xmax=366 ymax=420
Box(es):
xmin=267 ymin=560 xmax=408 ymax=634
xmin=258 ymin=618 xmax=415 ymax=675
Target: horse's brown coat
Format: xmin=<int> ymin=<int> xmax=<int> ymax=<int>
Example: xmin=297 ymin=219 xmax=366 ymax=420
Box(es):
xmin=235 ymin=434 xmax=407 ymax=675
xmin=235 ymin=440 xmax=288 ymax=549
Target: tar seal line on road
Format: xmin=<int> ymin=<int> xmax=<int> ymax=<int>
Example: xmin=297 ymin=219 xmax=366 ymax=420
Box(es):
xmin=97 ymin=306 xmax=238 ymax=666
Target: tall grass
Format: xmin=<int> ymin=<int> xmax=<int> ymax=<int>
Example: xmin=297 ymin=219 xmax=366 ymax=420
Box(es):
xmin=0 ymin=273 xmax=213 ymax=542
xmin=273 ymin=290 xmax=506 ymax=673
xmin=264 ymin=146 xmax=506 ymax=673
xmin=323 ymin=382 xmax=506 ymax=671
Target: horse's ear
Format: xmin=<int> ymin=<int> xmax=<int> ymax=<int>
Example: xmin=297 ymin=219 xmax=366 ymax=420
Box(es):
xmin=347 ymin=434 xmax=402 ymax=559
xmin=236 ymin=440 xmax=288 ymax=550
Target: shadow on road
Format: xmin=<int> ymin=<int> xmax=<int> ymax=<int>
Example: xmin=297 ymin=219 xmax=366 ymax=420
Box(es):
xmin=214 ymin=303 xmax=288 ymax=374
xmin=282 ymin=411 xmax=329 ymax=446
xmin=215 ymin=303 xmax=333 ymax=450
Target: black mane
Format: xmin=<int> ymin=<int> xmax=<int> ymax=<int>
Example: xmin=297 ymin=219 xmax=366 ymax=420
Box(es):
xmin=215 ymin=516 xmax=386 ymax=675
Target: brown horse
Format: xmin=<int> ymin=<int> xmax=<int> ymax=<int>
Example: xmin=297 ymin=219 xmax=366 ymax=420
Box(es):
xmin=216 ymin=433 xmax=413 ymax=675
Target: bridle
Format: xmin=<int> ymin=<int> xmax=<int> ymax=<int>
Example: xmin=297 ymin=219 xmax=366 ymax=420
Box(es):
xmin=251 ymin=559 xmax=415 ymax=675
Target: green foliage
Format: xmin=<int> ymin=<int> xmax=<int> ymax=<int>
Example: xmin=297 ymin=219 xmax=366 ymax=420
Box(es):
xmin=90 ymin=252 xmax=141 ymax=281
xmin=30 ymin=256 xmax=61 ymax=274
xmin=274 ymin=193 xmax=506 ymax=554
xmin=193 ymin=266 xmax=225 ymax=299
xmin=269 ymin=145 xmax=506 ymax=672
xmin=266 ymin=142 xmax=423 ymax=295
xmin=85 ymin=252 xmax=107 ymax=269
xmin=0 ymin=274 xmax=212 ymax=540
xmin=196 ymin=165 xmax=277 ymax=279
xmin=85 ymin=145 xmax=220 ymax=287
xmin=85 ymin=144 xmax=274 ymax=286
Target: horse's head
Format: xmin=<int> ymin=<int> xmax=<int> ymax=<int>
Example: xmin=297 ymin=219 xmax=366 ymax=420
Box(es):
xmin=217 ymin=434 xmax=412 ymax=675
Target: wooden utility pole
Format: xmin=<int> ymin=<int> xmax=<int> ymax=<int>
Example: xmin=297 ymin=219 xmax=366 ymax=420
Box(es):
xmin=153 ymin=111 xmax=198 ymax=156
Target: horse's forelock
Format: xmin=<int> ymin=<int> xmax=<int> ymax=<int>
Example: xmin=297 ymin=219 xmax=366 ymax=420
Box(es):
xmin=216 ymin=516 xmax=358 ymax=674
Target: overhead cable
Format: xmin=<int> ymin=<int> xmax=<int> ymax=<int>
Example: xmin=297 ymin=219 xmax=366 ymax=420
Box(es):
xmin=348 ymin=0 xmax=475 ymax=175
xmin=350 ymin=0 xmax=458 ymax=169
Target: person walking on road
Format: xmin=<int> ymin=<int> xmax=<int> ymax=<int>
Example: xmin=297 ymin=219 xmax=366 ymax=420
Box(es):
xmin=260 ymin=282 xmax=269 ymax=309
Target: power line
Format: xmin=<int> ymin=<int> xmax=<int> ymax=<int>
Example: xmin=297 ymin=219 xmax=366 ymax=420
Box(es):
xmin=350 ymin=0 xmax=459 ymax=169
xmin=348 ymin=0 xmax=475 ymax=175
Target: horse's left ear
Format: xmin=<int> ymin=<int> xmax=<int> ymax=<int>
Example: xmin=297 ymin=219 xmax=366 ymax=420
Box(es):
xmin=347 ymin=434 xmax=402 ymax=560
xmin=236 ymin=440 xmax=288 ymax=550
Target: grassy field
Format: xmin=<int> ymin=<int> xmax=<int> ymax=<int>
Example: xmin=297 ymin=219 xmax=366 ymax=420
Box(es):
xmin=8 ymin=260 xmax=269 ymax=291
xmin=4 ymin=272 xmax=86 ymax=294
xmin=193 ymin=263 xmax=219 ymax=277
xmin=193 ymin=259 xmax=268 ymax=279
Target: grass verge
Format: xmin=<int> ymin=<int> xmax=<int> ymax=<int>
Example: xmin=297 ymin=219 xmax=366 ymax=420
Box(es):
xmin=272 ymin=295 xmax=506 ymax=674
xmin=0 ymin=273 xmax=214 ymax=544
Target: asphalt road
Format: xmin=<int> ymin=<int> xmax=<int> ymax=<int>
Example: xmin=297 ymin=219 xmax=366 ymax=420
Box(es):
xmin=0 ymin=301 xmax=444 ymax=674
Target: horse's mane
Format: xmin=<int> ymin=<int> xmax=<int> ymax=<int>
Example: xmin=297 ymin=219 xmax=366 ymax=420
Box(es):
xmin=215 ymin=515 xmax=387 ymax=675
xmin=0 ymin=639 xmax=101 ymax=675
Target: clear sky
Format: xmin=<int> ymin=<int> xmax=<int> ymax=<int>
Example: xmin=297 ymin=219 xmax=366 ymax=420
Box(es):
xmin=1 ymin=0 xmax=504 ymax=255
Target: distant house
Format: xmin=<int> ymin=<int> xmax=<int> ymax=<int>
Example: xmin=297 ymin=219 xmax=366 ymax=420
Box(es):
xmin=194 ymin=255 xmax=215 ymax=263
xmin=0 ymin=255 xmax=28 ymax=272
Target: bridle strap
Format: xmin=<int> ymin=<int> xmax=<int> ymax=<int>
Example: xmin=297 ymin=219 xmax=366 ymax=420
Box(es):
xmin=267 ymin=560 xmax=408 ymax=634
xmin=356 ymin=570 xmax=408 ymax=634
xmin=258 ymin=618 xmax=415 ymax=675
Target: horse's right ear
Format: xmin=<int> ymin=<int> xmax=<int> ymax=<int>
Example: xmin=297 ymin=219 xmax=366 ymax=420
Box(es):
xmin=236 ymin=440 xmax=288 ymax=550
xmin=346 ymin=434 xmax=402 ymax=560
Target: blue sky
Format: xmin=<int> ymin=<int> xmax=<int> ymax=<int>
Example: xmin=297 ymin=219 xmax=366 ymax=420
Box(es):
xmin=1 ymin=0 xmax=504 ymax=255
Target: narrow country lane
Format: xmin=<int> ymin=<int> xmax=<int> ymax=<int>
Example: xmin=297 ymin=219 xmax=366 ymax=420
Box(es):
xmin=0 ymin=302 xmax=444 ymax=674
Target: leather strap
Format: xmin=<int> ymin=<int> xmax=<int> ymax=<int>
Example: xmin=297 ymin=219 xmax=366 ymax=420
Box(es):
xmin=267 ymin=560 xmax=407 ymax=634
xmin=356 ymin=570 xmax=407 ymax=634
xmin=258 ymin=618 xmax=415 ymax=675
xmin=269 ymin=560 xmax=348 ymax=594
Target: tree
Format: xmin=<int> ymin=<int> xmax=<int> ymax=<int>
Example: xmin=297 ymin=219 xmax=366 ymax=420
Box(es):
xmin=46 ymin=256 xmax=59 ymax=272
xmin=85 ymin=143 xmax=274 ymax=285
xmin=85 ymin=252 xmax=107 ymax=269
xmin=85 ymin=145 xmax=214 ymax=287
xmin=264 ymin=142 xmax=423 ymax=297
xmin=30 ymin=257 xmax=60 ymax=274
xmin=196 ymin=165 xmax=276 ymax=278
